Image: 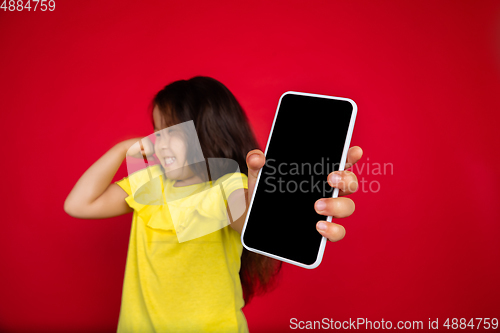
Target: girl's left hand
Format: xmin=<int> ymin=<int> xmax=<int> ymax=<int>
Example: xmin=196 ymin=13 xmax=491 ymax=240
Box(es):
xmin=246 ymin=146 xmax=363 ymax=242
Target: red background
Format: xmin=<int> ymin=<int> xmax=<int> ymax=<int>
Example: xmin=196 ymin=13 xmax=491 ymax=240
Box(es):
xmin=1 ymin=1 xmax=499 ymax=332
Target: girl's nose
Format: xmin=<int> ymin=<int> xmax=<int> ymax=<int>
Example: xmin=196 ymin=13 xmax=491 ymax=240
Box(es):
xmin=156 ymin=131 xmax=170 ymax=149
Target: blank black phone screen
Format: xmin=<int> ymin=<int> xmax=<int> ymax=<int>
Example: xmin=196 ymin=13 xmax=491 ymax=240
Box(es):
xmin=242 ymin=93 xmax=354 ymax=266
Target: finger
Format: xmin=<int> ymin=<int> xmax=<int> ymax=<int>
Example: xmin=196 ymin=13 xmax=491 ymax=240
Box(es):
xmin=327 ymin=170 xmax=359 ymax=196
xmin=314 ymin=197 xmax=355 ymax=218
xmin=139 ymin=137 xmax=155 ymax=157
xmin=344 ymin=146 xmax=363 ymax=170
xmin=316 ymin=221 xmax=346 ymax=242
xmin=246 ymin=149 xmax=265 ymax=200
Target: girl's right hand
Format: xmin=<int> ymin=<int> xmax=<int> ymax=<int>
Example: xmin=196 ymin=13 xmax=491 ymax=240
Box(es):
xmin=123 ymin=137 xmax=155 ymax=159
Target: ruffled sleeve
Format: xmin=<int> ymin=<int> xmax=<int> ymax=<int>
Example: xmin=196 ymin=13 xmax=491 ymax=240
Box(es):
xmin=115 ymin=165 xmax=165 ymax=210
xmin=115 ymin=176 xmax=149 ymax=213
xmin=114 ymin=166 xmax=176 ymax=232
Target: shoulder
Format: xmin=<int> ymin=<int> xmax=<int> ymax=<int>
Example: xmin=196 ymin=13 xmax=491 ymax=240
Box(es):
xmin=115 ymin=177 xmax=132 ymax=196
xmin=214 ymin=172 xmax=248 ymax=194
xmin=115 ymin=164 xmax=164 ymax=194
xmin=113 ymin=165 xmax=165 ymax=211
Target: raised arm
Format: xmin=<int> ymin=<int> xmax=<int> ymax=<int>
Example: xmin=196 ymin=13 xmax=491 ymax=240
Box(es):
xmin=64 ymin=138 xmax=141 ymax=219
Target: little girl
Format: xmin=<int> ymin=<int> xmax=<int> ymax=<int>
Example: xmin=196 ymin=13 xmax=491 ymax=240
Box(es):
xmin=64 ymin=76 xmax=362 ymax=332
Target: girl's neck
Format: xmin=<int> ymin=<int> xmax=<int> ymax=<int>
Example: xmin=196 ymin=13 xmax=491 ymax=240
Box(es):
xmin=173 ymin=174 xmax=205 ymax=187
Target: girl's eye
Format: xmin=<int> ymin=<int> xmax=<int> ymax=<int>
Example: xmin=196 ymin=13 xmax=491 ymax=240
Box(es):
xmin=155 ymin=133 xmax=160 ymax=137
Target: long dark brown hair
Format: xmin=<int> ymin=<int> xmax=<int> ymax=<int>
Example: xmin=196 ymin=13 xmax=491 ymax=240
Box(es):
xmin=150 ymin=76 xmax=282 ymax=305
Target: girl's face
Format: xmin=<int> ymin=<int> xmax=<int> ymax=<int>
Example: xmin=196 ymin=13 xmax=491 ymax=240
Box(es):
xmin=153 ymin=105 xmax=195 ymax=182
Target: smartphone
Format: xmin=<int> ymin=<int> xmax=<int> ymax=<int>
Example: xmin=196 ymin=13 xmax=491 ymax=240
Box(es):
xmin=241 ymin=91 xmax=357 ymax=269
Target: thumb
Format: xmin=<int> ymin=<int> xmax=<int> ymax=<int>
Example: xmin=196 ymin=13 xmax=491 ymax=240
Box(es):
xmin=246 ymin=149 xmax=265 ymax=203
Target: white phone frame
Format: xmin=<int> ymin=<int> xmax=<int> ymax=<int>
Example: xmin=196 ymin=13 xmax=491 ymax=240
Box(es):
xmin=241 ymin=91 xmax=358 ymax=269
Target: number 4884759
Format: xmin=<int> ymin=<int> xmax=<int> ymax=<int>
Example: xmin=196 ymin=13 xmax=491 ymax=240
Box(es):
xmin=1 ymin=0 xmax=56 ymax=11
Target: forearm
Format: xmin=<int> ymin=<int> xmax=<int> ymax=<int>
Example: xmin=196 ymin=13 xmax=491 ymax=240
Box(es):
xmin=64 ymin=139 xmax=136 ymax=208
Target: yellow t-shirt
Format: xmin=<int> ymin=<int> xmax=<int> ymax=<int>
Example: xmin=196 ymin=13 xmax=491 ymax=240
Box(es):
xmin=114 ymin=164 xmax=249 ymax=333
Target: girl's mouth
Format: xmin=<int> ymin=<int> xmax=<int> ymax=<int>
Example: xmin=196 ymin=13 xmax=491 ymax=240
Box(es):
xmin=164 ymin=157 xmax=176 ymax=166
